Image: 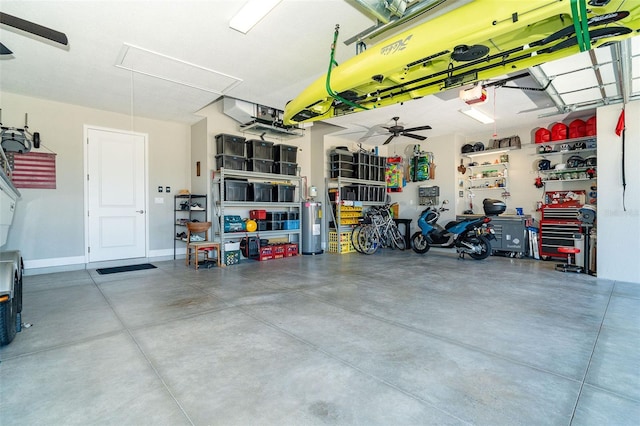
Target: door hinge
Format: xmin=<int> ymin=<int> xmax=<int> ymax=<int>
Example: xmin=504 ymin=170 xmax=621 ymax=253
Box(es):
xmin=88 ymin=247 xmax=90 ymax=253
xmin=87 ymin=174 xmax=89 ymax=181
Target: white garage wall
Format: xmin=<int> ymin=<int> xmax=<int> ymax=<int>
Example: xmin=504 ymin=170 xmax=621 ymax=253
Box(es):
xmin=1 ymin=92 xmax=191 ymax=272
xmin=595 ymin=103 xmax=640 ymax=283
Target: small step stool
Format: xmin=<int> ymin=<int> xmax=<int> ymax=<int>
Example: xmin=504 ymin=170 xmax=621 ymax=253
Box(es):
xmin=555 ymin=246 xmax=582 ymax=273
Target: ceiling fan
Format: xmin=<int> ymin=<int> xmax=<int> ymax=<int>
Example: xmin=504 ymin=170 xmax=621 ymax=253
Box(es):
xmin=0 ymin=12 xmax=68 ymax=55
xmin=381 ymin=117 xmax=431 ymax=145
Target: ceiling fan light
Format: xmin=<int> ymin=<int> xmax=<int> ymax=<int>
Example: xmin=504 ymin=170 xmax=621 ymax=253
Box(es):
xmin=459 ymin=107 xmax=494 ymax=124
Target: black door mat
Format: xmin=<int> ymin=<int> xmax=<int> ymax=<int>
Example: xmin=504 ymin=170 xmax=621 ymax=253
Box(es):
xmin=96 ymin=263 xmax=157 ymax=275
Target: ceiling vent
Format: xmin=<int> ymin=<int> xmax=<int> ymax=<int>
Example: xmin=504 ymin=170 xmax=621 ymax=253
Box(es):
xmin=223 ymin=97 xmax=304 ymax=139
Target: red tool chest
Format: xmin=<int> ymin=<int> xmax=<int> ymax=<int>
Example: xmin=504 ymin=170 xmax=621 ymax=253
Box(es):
xmin=539 ymin=191 xmax=585 ymax=259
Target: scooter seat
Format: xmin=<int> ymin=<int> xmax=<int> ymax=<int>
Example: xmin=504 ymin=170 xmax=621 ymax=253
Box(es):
xmin=444 ymin=221 xmax=458 ymax=230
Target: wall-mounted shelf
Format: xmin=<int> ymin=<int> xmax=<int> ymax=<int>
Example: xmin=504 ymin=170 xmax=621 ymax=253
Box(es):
xmin=463 ymin=146 xmax=519 ymax=158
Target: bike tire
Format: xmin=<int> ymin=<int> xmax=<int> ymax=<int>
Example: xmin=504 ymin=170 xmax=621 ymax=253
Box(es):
xmin=466 ymin=235 xmax=491 ymax=260
xmin=351 ymin=225 xmax=365 ymax=254
xmin=389 ymin=225 xmax=406 ymax=250
xmin=358 ymin=225 xmax=379 ymax=255
xmin=411 ymin=232 xmax=430 ymax=254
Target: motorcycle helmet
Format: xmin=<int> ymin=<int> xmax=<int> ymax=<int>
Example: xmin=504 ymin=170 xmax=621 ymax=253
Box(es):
xmin=461 ymin=144 xmax=474 ymax=153
xmin=573 ymin=141 xmax=587 ymax=150
xmin=584 ymin=155 xmax=597 ymax=167
xmin=538 ymin=159 xmax=551 ymax=170
xmin=566 ymin=155 xmax=585 ymax=168
xmin=577 ymin=205 xmax=597 ymax=224
xmin=472 ymin=142 xmax=485 ymax=152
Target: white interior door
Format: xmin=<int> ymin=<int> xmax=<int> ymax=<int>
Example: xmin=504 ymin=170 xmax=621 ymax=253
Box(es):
xmin=86 ymin=127 xmax=147 ymax=262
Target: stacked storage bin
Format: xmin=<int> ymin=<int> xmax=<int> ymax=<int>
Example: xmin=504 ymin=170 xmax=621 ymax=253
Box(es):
xmin=274 ymin=144 xmax=298 ymax=176
xmin=329 ymin=149 xmax=354 ymax=178
xmin=215 ymin=134 xmax=246 ymax=171
xmin=246 ymin=139 xmax=274 ymax=174
xmin=353 ymin=151 xmax=369 ymax=180
xmin=328 ymin=231 xmax=355 ymax=253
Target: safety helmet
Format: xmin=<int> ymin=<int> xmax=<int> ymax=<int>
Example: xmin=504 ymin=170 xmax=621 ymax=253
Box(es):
xmin=584 ymin=155 xmax=597 ymax=167
xmin=566 ymin=155 xmax=585 ymax=168
xmin=560 ymin=143 xmax=571 ymax=152
xmin=472 ymin=142 xmax=485 ymax=152
xmin=461 ymin=144 xmax=474 ymax=153
xmin=538 ymin=159 xmax=551 ymax=170
xmin=573 ymin=141 xmax=587 ymax=150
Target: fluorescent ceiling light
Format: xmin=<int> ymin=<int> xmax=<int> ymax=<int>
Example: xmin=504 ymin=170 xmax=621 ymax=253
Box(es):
xmin=459 ymin=107 xmax=494 ymax=124
xmin=229 ymin=0 xmax=282 ymax=34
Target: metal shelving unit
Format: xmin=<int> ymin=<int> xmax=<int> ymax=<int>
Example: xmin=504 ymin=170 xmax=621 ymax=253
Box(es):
xmin=325 ymin=176 xmax=387 ymax=253
xmin=211 ymin=168 xmax=301 ymax=261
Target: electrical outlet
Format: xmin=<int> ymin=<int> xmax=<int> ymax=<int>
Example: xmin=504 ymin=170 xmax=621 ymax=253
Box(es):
xmin=157 ymin=186 xmax=163 ymax=193
xmin=166 ymin=186 xmax=171 ymax=193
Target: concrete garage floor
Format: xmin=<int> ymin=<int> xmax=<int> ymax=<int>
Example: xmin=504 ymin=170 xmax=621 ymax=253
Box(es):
xmin=1 ymin=251 xmax=638 ymax=425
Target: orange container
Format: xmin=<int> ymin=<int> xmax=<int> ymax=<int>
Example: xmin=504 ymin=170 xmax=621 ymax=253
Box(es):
xmin=569 ymin=119 xmax=586 ymax=139
xmin=550 ymin=123 xmax=568 ymax=141
xmin=535 ymin=127 xmax=551 ymax=143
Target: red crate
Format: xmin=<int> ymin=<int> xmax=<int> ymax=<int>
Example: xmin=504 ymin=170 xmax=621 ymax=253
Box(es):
xmin=258 ymin=246 xmax=273 ymax=261
xmin=273 ymin=244 xmax=286 ymax=255
xmin=250 ymin=209 xmax=267 ymax=220
xmin=285 ymin=243 xmax=299 ymax=256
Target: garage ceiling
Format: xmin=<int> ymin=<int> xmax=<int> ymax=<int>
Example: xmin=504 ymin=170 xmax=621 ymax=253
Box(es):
xmin=1 ymin=0 xmax=638 ymax=142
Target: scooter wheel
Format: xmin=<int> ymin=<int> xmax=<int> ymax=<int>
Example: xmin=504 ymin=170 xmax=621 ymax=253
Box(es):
xmin=411 ymin=232 xmax=430 ymax=254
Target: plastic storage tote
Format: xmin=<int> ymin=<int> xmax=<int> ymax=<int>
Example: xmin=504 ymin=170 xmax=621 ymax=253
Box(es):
xmin=216 ymin=155 xmax=247 ymax=171
xmin=215 ymin=134 xmax=246 ymax=156
xmin=274 ymin=144 xmax=297 ymax=163
xmin=246 ymin=140 xmax=274 ymax=160
xmin=249 ymin=183 xmax=274 ymax=202
xmin=247 ymin=159 xmax=274 ymax=174
xmin=223 ymin=179 xmax=249 ymax=201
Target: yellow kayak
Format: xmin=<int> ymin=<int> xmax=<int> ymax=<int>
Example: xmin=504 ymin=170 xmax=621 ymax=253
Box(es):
xmin=283 ymin=0 xmax=640 ymax=125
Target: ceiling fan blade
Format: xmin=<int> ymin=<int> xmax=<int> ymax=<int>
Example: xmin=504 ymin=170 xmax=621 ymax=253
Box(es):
xmin=403 ymin=133 xmax=427 ymax=141
xmin=382 ymin=135 xmax=395 ymax=145
xmin=0 ymin=12 xmax=68 ymax=46
xmin=0 ymin=42 xmax=13 ymax=55
xmin=403 ymin=125 xmax=432 ymax=132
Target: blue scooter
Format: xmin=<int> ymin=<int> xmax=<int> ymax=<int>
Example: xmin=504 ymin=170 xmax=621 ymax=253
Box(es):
xmin=411 ymin=200 xmax=497 ymax=259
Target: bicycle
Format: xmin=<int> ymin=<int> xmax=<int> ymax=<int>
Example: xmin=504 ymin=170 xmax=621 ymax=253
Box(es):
xmin=351 ymin=204 xmax=406 ymax=254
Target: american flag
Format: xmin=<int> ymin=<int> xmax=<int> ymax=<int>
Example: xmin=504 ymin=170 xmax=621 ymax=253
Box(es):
xmin=7 ymin=152 xmax=57 ymax=189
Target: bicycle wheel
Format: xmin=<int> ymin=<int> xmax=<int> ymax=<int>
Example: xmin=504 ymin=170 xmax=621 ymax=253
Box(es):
xmin=388 ymin=224 xmax=406 ymax=250
xmin=357 ymin=225 xmax=380 ymax=254
xmin=351 ymin=225 xmax=365 ymax=254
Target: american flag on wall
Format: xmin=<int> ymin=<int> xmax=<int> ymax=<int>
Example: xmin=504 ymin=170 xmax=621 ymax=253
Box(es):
xmin=7 ymin=152 xmax=57 ymax=189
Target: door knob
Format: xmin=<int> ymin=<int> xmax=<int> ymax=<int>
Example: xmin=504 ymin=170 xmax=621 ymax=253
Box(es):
xmin=136 ymin=210 xmax=144 ymax=214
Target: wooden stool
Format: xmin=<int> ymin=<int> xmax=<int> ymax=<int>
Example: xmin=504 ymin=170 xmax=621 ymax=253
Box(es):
xmin=185 ymin=222 xmax=223 ymax=269
xmin=555 ymin=246 xmax=582 ymax=273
